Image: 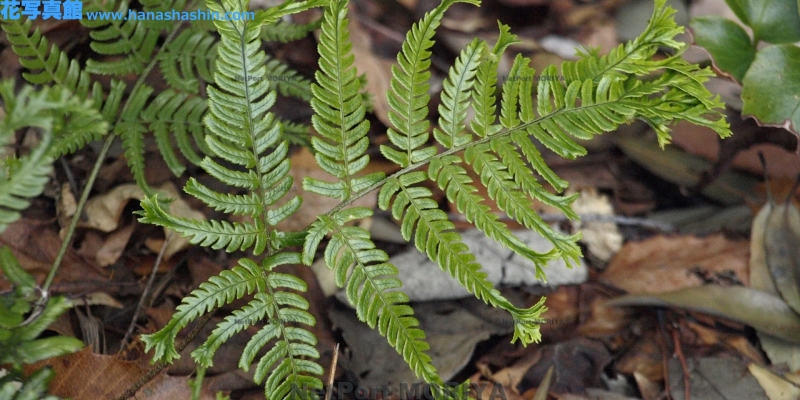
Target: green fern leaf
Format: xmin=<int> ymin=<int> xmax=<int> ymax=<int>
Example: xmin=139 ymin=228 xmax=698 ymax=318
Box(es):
xmin=82 ymin=0 xmax=160 ymax=76
xmin=380 ymin=0 xmax=479 ymax=167
xmin=433 ymin=38 xmax=483 ymax=149
xmin=141 ymin=90 xmax=208 ymax=175
xmin=318 ymin=211 xmax=440 ymax=383
xmin=138 ymin=196 xmax=269 ymax=254
xmin=141 ymin=258 xmax=266 ymax=363
xmin=0 ymin=82 xmax=107 ymax=232
xmin=158 ymin=28 xmax=218 ymax=93
xmin=304 ymin=0 xmax=384 ymax=201
xmin=264 ymin=55 xmax=314 ymax=101
xmin=261 ymin=18 xmax=321 ymax=43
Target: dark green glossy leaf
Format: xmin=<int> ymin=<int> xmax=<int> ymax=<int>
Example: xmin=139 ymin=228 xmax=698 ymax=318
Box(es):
xmin=741 ymin=44 xmax=800 ymax=135
xmin=724 ymin=0 xmax=800 ymax=43
xmin=690 ymin=16 xmax=755 ymax=81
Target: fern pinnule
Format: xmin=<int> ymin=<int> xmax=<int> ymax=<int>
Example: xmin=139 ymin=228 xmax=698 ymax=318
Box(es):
xmin=470 ymin=24 xmax=516 ymax=138
xmin=265 ymin=54 xmax=314 ymax=101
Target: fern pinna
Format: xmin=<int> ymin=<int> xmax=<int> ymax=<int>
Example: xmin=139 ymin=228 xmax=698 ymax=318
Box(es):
xmin=139 ymin=0 xmax=731 ymax=398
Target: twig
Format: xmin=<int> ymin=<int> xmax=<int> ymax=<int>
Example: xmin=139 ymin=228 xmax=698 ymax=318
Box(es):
xmin=324 ymin=343 xmax=339 ymax=400
xmin=672 ymin=327 xmax=691 ymax=400
xmin=656 ymin=310 xmax=672 ymax=400
xmin=120 ymin=232 xmax=173 ymax=350
xmin=115 ymin=311 xmax=215 ymax=400
xmin=44 ymin=134 xmax=115 ymax=292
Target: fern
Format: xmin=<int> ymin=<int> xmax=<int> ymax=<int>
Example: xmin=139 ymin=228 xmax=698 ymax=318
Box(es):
xmin=310 ymin=0 xmax=727 ymax=389
xmin=0 ymin=81 xmax=108 ymax=230
xmin=0 ymin=81 xmax=97 ymax=400
xmin=81 ymin=0 xmax=160 ymax=76
xmin=139 ymin=1 xmax=326 ymax=397
xmin=261 ymin=18 xmax=322 ymax=43
xmin=137 ymin=0 xmax=731 ymax=398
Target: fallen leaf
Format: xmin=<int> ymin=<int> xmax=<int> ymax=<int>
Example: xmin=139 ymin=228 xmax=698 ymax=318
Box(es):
xmin=95 ymin=224 xmax=135 ymax=267
xmin=763 ymin=202 xmax=800 ymax=314
xmin=633 ymin=371 xmax=661 ymax=400
xmin=750 ymin=199 xmax=800 ymax=372
xmin=600 ymin=234 xmax=750 ymax=294
xmin=748 ymin=363 xmax=800 ymax=400
xmin=667 ymin=358 xmax=768 ymax=400
xmin=518 ymin=338 xmax=611 ymax=395
xmin=607 ymin=285 xmax=800 ymax=344
xmin=615 ymin=331 xmax=663 ymax=382
xmin=82 ymin=182 xmax=205 ymax=259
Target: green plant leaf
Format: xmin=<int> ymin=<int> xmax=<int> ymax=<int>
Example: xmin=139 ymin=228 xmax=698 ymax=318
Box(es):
xmin=724 ymin=0 xmax=800 ymax=43
xmin=741 ymin=44 xmax=800 ymax=136
xmin=689 ymin=16 xmax=755 ymax=81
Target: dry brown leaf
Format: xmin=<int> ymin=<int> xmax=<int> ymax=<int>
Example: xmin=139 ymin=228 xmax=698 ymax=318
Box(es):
xmin=96 ymin=224 xmax=135 ymax=267
xmin=483 ymin=349 xmax=542 ymax=394
xmin=671 ymin=120 xmax=800 ymax=179
xmin=26 ymin=347 xmax=143 ymax=399
xmin=750 ymin=199 xmax=800 ymax=372
xmin=600 ymin=234 xmax=749 ymax=294
xmin=0 ymin=218 xmax=108 ymax=289
xmin=578 ymin=298 xmax=631 ymax=337
xmin=82 ymin=182 xmax=204 ymax=259
xmin=615 ymin=332 xmax=663 ymax=382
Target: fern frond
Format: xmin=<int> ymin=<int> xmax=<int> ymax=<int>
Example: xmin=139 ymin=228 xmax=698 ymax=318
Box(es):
xmin=140 ymin=2 xmax=324 ymax=395
xmin=304 ymin=0 xmax=384 ymax=201
xmin=0 ymin=17 xmax=125 ymax=127
xmin=117 ymin=85 xmax=156 ymax=193
xmin=141 ymin=90 xmax=208 ymax=175
xmin=0 ymin=19 xmax=93 ymax=94
xmin=377 ymin=173 xmax=547 ymax=344
xmin=261 ymin=18 xmax=321 ymax=43
xmin=281 ymin=120 xmax=312 ymax=147
xmin=316 ymin=210 xmax=440 ymax=383
xmin=82 ymin=0 xmax=160 ymax=76
xmin=465 ymin=144 xmax=580 ymax=274
xmin=0 ymin=82 xmax=107 ymax=232
xmin=470 ymin=23 xmax=516 ymax=138
xmin=264 ymin=54 xmax=314 ymax=101
xmin=141 ymin=258 xmax=266 ymax=363
xmin=380 ymin=0 xmax=479 ymax=167
xmin=433 ymin=39 xmax=482 ymax=149
xmin=158 ymin=28 xmax=218 ymax=93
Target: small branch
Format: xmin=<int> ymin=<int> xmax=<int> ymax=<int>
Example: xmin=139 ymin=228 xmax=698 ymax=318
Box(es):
xmin=120 ymin=232 xmax=173 ymax=350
